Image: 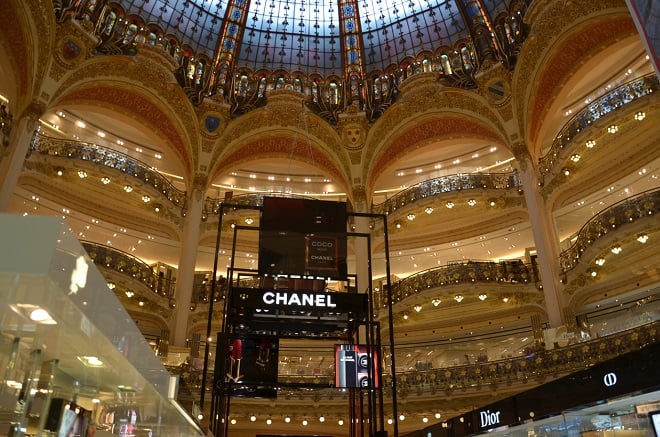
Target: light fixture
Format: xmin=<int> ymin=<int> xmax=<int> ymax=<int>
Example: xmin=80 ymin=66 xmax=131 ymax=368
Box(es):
xmin=489 ymin=199 xmax=496 ymax=207
xmin=230 ymin=419 xmax=237 ymax=425
xmin=570 ymin=154 xmax=581 ymax=162
xmin=154 ymin=203 xmax=162 ymax=213
xmin=399 ymin=414 xmax=406 ymax=421
xmin=302 ymin=419 xmax=308 ymax=426
xmin=454 ymin=295 xmax=464 ymax=303
xmin=432 ymin=298 xmax=441 ymax=306
xmin=9 ymin=304 xmax=57 ymax=325
xmin=435 ymin=412 xmax=442 ymax=419
xmin=250 ymin=415 xmax=256 ymax=422
xmin=407 ymin=213 xmax=415 ymax=221
xmin=319 ymin=416 xmax=325 ymax=423
xmin=338 ymin=419 xmax=344 ymax=426
xmin=414 ymin=304 xmax=422 ymax=312
xmin=387 ymin=418 xmax=393 ymax=425
xmin=423 ymin=417 xmax=429 ymax=423
xmin=101 ymin=176 xmax=110 ymax=184
xmin=245 ymin=217 xmax=254 ymax=225
xmin=266 ymin=418 xmax=272 ymax=425
xmin=123 ymin=185 xmax=133 ymax=192
xmin=107 ymin=282 xmax=115 ymax=289
xmin=595 ymin=258 xmax=605 ymax=266
xmin=56 ymin=167 xmax=64 ymax=176
xmin=395 ymin=222 xmax=402 ymax=229
xmin=284 ymin=416 xmax=291 ymax=423
xmin=78 ymin=170 xmax=87 ymax=178
xmin=607 ymin=124 xmax=618 ymax=134
xmin=590 ymin=270 xmax=598 ymax=277
xmin=142 ymin=195 xmax=151 ymax=203
xmin=402 ymin=313 xmax=409 ymax=320
xmin=446 ymin=201 xmax=454 ymax=209
xmin=467 ymin=199 xmax=476 ymax=206
xmin=562 ymin=168 xmax=570 ymax=176
xmin=611 ymin=245 xmax=622 ymax=254
xmin=125 ymin=290 xmax=134 ymax=298
xmin=634 ymin=111 xmax=646 ymax=121
xmin=637 ymin=234 xmax=648 ymax=243
xmin=425 ymin=207 xmax=434 ymax=214
xmin=77 ymin=356 xmax=104 ymax=368
xmin=502 ymin=297 xmax=509 ymax=303
xmin=585 ymin=139 xmax=596 ymax=148
xmin=478 ymin=294 xmax=487 ymax=301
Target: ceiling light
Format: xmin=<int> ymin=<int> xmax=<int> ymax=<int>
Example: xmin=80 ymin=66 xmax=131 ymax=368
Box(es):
xmin=637 ymin=234 xmax=648 ymax=243
xmin=78 ymin=170 xmax=87 ymax=178
xmin=478 ymin=294 xmax=487 ymax=301
xmin=570 ymin=154 xmax=580 ymax=162
xmin=78 ymin=356 xmax=104 ymax=368
xmin=595 ymin=258 xmax=605 ymax=266
xmin=250 ymin=415 xmax=256 ymax=422
xmin=585 ymin=139 xmax=596 ymax=148
xmin=302 ymin=419 xmax=308 ymax=426
xmin=266 ymin=418 xmax=272 ymax=425
xmin=245 ymin=217 xmax=254 ymax=225
xmin=76 ymin=120 xmax=86 ymax=128
xmin=407 ymin=213 xmax=415 ymax=221
xmin=123 ymin=185 xmax=133 ymax=193
xmin=107 ymin=282 xmax=115 ymax=289
xmin=489 ymin=199 xmax=496 ymax=206
xmin=425 ymin=207 xmax=433 ymax=214
xmin=454 ymin=295 xmax=464 ymax=302
xmin=125 ymin=290 xmax=134 ymax=298
xmin=402 ymin=313 xmax=409 ymax=320
xmin=142 ymin=195 xmax=151 ymax=203
xmin=467 ymin=199 xmax=476 ymax=206
xmin=590 ymin=270 xmax=598 ymax=277
xmin=446 ymin=201 xmax=454 ymax=209
xmin=607 ymin=124 xmax=618 ymax=134
xmin=101 ymin=176 xmax=110 ymax=184
xmin=414 ymin=304 xmax=422 ymax=312
xmin=10 ymin=304 xmax=57 ymax=325
xmin=634 ymin=111 xmax=646 ymax=121
xmin=423 ymin=417 xmax=429 ymax=423
xmin=399 ymin=414 xmax=406 ymax=421
xmin=563 ymin=168 xmax=570 ymax=176
xmin=432 ymin=298 xmax=441 ymax=306
xmin=319 ymin=416 xmax=325 ymax=422
xmin=56 ymin=168 xmax=64 ymax=176
xmin=611 ymin=245 xmax=622 ymax=254
xmin=153 ymin=204 xmax=162 ymax=212
xmin=435 ymin=412 xmax=442 ymax=419
xmin=395 ymin=222 xmax=402 ymax=229
xmin=502 ymin=297 xmax=509 ymax=303
xmin=338 ymin=419 xmax=344 ymax=426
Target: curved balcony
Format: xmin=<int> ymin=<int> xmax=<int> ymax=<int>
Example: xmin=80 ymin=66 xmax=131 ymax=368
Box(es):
xmin=559 ymin=188 xmax=660 ymax=273
xmin=177 ymin=320 xmax=658 ymax=405
xmin=28 ymin=133 xmax=186 ymax=209
xmin=372 ymin=172 xmax=521 ymax=217
xmin=384 ymin=259 xmax=538 ymax=307
xmin=81 ymin=241 xmax=176 ymax=299
xmin=539 ymin=74 xmax=658 ymax=180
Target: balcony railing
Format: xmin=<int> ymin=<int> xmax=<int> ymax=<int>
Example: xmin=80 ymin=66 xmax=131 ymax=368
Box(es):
xmin=29 ymin=134 xmax=187 ymax=209
xmin=372 ymin=172 xmax=521 ymax=216
xmin=559 ymin=188 xmax=660 ymax=273
xmin=81 ymin=241 xmax=176 ymax=299
xmin=385 ymin=259 xmax=538 ymax=307
xmin=539 ymin=74 xmax=658 ymax=180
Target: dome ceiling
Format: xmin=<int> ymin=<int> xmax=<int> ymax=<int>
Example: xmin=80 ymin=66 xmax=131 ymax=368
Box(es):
xmin=118 ymin=0 xmax=508 ymax=75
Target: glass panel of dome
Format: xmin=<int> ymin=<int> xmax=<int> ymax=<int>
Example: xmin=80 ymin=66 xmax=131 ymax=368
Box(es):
xmin=121 ymin=0 xmax=225 ymax=58
xmin=238 ymin=0 xmax=341 ymax=74
xmin=359 ymin=0 xmax=466 ymax=70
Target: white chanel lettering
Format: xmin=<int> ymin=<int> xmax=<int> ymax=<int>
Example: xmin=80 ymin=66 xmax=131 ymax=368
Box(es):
xmin=262 ymin=291 xmax=337 ymax=308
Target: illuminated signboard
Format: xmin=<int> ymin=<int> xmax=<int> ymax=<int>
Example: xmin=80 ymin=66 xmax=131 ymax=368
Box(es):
xmin=335 ymin=344 xmax=380 ymax=388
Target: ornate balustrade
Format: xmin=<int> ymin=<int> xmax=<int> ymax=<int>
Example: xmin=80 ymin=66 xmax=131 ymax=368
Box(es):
xmin=81 ymin=241 xmax=176 ymax=298
xmin=559 ymin=188 xmax=659 ymax=273
xmin=386 ymin=260 xmax=537 ymax=307
xmin=173 ymin=320 xmax=657 ymax=401
xmin=372 ymin=172 xmax=521 ymax=216
xmin=539 ymin=74 xmax=658 ymax=180
xmin=29 ymin=134 xmax=187 ymax=209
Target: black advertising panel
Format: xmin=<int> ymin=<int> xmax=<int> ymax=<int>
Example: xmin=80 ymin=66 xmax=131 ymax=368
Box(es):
xmin=335 ymin=344 xmax=380 ymax=388
xmin=258 ymin=197 xmax=348 ymax=280
xmin=225 ymin=335 xmax=279 ymax=399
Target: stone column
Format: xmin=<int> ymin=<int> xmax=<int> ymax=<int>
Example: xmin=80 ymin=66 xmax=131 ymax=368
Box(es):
xmin=515 ymin=147 xmax=565 ymax=328
xmin=171 ymin=182 xmax=205 ymax=347
xmin=0 ymin=102 xmax=45 ymax=212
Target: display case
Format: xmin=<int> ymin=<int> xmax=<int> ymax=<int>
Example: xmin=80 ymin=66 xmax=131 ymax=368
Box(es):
xmin=0 ymin=214 xmax=204 ymax=437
